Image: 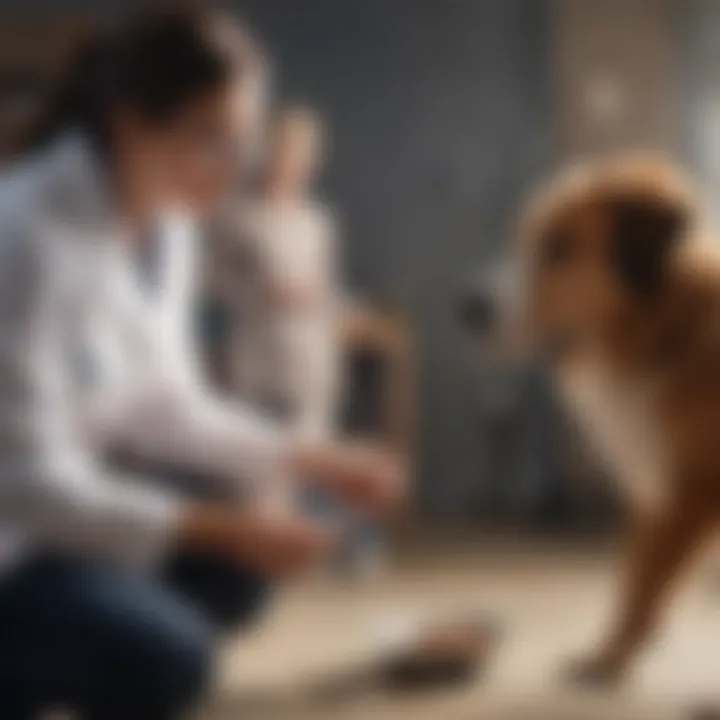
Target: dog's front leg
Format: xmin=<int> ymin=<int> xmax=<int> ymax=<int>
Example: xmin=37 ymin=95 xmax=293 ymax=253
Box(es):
xmin=564 ymin=490 xmax=716 ymax=688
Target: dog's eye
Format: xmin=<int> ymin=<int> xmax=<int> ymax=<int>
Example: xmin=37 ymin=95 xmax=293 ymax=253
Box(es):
xmin=540 ymin=231 xmax=576 ymax=267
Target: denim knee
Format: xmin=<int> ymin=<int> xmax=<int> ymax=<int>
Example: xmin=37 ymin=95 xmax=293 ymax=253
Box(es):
xmin=166 ymin=551 xmax=274 ymax=632
xmin=99 ymin=603 xmax=216 ymax=718
xmin=227 ymin=571 xmax=272 ymax=630
xmin=142 ymin=613 xmax=215 ymax=711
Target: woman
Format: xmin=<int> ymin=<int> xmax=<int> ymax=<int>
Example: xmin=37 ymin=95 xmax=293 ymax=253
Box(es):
xmin=0 ymin=9 xmax=402 ymax=720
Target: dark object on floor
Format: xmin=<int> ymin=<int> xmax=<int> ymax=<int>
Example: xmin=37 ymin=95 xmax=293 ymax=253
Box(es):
xmin=303 ymin=614 xmax=503 ymax=709
xmin=376 ymin=614 xmax=503 ymax=692
xmin=692 ymin=707 xmax=720 ymax=720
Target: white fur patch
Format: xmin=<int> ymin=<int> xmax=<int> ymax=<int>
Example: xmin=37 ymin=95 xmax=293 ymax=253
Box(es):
xmin=558 ymin=359 xmax=669 ymax=512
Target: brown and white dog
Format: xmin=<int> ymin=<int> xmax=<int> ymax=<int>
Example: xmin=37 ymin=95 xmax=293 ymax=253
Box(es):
xmin=463 ymin=155 xmax=720 ymax=686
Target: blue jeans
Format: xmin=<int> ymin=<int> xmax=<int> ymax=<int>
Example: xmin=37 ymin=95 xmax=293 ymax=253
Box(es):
xmin=0 ymin=548 xmax=271 ymax=720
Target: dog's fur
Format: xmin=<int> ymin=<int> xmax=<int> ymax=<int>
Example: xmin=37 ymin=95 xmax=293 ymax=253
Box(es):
xmin=515 ymin=156 xmax=720 ymax=684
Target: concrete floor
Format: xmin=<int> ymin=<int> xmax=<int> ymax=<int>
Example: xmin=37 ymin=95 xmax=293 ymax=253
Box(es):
xmin=208 ymin=540 xmax=720 ymax=720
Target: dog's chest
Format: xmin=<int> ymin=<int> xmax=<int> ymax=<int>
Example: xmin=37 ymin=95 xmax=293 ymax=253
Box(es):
xmin=558 ymin=360 xmax=668 ymax=509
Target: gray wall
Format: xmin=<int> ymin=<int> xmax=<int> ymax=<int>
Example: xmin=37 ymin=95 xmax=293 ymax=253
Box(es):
xmin=680 ymin=0 xmax=720 ymax=221
xmin=240 ymin=0 xmax=551 ymax=517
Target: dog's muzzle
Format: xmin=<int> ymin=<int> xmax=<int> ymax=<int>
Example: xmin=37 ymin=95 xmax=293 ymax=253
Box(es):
xmin=458 ymin=287 xmax=498 ymax=334
xmin=459 ymin=259 xmax=519 ymax=338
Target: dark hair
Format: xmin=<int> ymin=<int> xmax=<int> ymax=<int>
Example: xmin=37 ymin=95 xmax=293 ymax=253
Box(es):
xmin=17 ymin=6 xmax=262 ymax=157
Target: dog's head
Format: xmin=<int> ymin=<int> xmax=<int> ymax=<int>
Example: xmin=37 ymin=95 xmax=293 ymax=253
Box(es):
xmin=461 ymin=155 xmax=697 ymax=362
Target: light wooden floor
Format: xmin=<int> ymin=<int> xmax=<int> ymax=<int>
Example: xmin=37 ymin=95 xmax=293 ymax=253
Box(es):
xmin=208 ymin=540 xmax=720 ymax=720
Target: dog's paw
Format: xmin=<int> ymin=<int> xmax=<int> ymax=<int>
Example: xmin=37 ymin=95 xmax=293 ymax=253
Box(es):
xmin=560 ymin=653 xmax=626 ymax=690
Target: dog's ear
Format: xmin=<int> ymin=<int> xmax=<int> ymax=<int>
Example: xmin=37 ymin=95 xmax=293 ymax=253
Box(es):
xmin=609 ymin=194 xmax=688 ymax=295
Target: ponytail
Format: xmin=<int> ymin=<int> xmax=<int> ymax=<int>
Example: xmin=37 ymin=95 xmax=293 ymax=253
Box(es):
xmin=17 ymin=30 xmax=116 ymax=156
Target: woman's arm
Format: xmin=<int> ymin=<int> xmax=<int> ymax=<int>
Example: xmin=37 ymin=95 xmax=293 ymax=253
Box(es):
xmin=107 ymin=213 xmax=291 ymax=493
xmin=109 ymin=214 xmax=405 ymax=513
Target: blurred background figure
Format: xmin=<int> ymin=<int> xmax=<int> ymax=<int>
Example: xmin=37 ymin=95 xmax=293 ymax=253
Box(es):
xmin=205 ymin=105 xmax=388 ymax=575
xmin=229 ymin=106 xmax=340 ymax=439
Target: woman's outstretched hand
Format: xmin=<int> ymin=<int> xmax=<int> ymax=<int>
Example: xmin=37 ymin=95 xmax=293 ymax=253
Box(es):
xmin=291 ymin=440 xmax=408 ymax=518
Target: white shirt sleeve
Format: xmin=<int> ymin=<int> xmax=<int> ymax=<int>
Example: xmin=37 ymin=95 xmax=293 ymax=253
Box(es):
xmin=109 ymin=213 xmax=290 ymax=496
xmin=0 ymin=225 xmax=182 ymax=570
